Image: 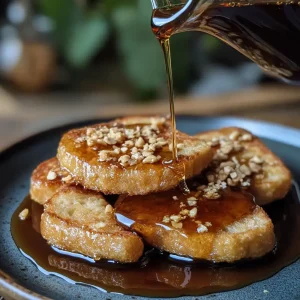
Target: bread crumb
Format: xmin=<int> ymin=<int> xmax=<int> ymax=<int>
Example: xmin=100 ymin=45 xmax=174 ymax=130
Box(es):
xmin=19 ymin=208 xmax=29 ymax=221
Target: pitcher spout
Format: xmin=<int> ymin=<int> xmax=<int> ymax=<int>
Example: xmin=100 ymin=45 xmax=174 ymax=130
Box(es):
xmin=151 ymin=0 xmax=197 ymax=38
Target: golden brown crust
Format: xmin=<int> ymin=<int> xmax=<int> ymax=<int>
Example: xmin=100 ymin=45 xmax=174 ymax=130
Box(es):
xmin=195 ymin=127 xmax=292 ymax=205
xmin=30 ymin=157 xmax=73 ymax=205
xmin=41 ymin=186 xmax=144 ymax=263
xmin=211 ymin=207 xmax=275 ymax=262
xmin=116 ymin=191 xmax=275 ymax=262
xmin=57 ymin=116 xmax=213 ymax=195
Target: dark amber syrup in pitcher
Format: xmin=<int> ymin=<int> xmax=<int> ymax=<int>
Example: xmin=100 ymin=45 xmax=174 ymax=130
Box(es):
xmin=152 ymin=1 xmax=300 ymax=82
xmin=10 ymin=182 xmax=300 ymax=297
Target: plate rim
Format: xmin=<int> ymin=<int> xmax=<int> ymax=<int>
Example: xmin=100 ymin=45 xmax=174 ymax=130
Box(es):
xmin=1 ymin=115 xmax=300 ymax=300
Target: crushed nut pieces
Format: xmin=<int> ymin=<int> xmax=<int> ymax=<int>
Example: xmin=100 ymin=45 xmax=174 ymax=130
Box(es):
xmin=46 ymin=161 xmax=70 ymax=182
xmin=197 ymin=224 xmax=208 ymax=233
xmin=162 ymin=194 xmax=217 ymax=232
xmin=47 ymin=170 xmax=57 ymax=180
xmin=77 ymin=118 xmax=177 ymax=167
xmin=19 ymin=208 xmax=29 ymax=221
xmin=202 ymin=130 xmax=265 ymax=199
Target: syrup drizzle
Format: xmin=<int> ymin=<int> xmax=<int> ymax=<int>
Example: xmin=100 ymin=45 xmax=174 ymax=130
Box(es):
xmin=115 ymin=188 xmax=256 ymax=234
xmin=159 ymin=39 xmax=190 ymax=193
xmin=153 ymin=4 xmax=196 ymax=192
xmin=160 ymin=38 xmax=177 ymax=161
xmin=10 ymin=182 xmax=300 ymax=297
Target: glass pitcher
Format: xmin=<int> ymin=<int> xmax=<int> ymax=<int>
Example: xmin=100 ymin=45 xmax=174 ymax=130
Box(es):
xmin=151 ymin=0 xmax=300 ymax=83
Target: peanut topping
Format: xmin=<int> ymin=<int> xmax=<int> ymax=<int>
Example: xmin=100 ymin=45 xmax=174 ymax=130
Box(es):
xmin=47 ymin=170 xmax=57 ymax=180
xmin=188 ymin=200 xmax=197 ymax=206
xmin=197 ymin=224 xmax=208 ymax=233
xmin=200 ymin=130 xmax=265 ymax=199
xmin=158 ymin=131 xmax=264 ymax=233
xmin=80 ymin=119 xmax=172 ymax=166
xmin=142 ymin=155 xmax=161 ymax=164
xmin=162 ymin=215 xmax=170 ymax=223
xmin=189 ymin=207 xmax=198 ymax=218
xmin=170 ymin=215 xmax=182 ymax=222
xmin=171 ymin=221 xmax=183 ymax=229
xmin=19 ymin=208 xmax=29 ymax=221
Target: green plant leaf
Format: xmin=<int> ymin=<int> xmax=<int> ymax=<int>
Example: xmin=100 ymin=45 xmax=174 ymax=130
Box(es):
xmin=65 ymin=16 xmax=109 ymax=68
xmin=111 ymin=0 xmax=190 ymax=98
xmin=39 ymin=0 xmax=82 ymax=50
xmin=101 ymin=0 xmax=138 ymax=14
xmin=111 ymin=2 xmax=165 ymax=96
xmin=170 ymin=33 xmax=191 ymax=93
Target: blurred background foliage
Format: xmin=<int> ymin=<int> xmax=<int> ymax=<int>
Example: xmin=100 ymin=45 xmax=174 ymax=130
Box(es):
xmin=0 ymin=0 xmax=265 ymax=100
xmin=38 ymin=0 xmax=192 ymax=99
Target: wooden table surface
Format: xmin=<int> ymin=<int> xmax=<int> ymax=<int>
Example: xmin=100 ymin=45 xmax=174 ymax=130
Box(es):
xmin=1 ymin=83 xmax=300 ymax=149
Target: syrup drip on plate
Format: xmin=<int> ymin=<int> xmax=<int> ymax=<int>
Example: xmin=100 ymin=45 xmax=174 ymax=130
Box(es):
xmin=10 ymin=182 xmax=300 ymax=297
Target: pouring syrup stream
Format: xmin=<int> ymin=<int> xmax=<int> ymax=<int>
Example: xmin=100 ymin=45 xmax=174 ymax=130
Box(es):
xmin=159 ymin=38 xmax=178 ymax=161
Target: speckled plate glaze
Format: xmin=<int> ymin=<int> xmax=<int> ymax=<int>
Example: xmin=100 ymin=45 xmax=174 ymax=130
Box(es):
xmin=0 ymin=116 xmax=299 ymax=300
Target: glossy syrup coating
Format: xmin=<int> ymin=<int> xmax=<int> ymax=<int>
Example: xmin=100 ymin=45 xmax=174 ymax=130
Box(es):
xmin=11 ymin=188 xmax=300 ymax=297
xmin=40 ymin=186 xmax=144 ymax=263
xmin=196 ymin=127 xmax=292 ymax=205
xmin=57 ymin=116 xmax=213 ymax=195
xmin=115 ymin=187 xmax=275 ymax=262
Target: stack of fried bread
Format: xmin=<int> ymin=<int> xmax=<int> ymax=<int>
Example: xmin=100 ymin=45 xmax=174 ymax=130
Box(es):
xmin=30 ymin=116 xmax=291 ymax=263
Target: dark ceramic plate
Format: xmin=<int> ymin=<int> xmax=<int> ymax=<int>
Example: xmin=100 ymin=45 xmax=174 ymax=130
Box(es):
xmin=0 ymin=116 xmax=299 ymax=300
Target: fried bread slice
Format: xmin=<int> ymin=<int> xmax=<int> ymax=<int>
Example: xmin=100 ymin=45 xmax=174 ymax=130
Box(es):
xmin=41 ymin=186 xmax=144 ymax=263
xmin=195 ymin=127 xmax=292 ymax=205
xmin=30 ymin=157 xmax=74 ymax=205
xmin=57 ymin=116 xmax=213 ymax=195
xmin=115 ymin=187 xmax=275 ymax=263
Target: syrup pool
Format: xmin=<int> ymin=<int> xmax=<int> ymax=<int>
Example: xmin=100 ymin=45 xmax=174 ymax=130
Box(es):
xmin=11 ymin=182 xmax=300 ymax=297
